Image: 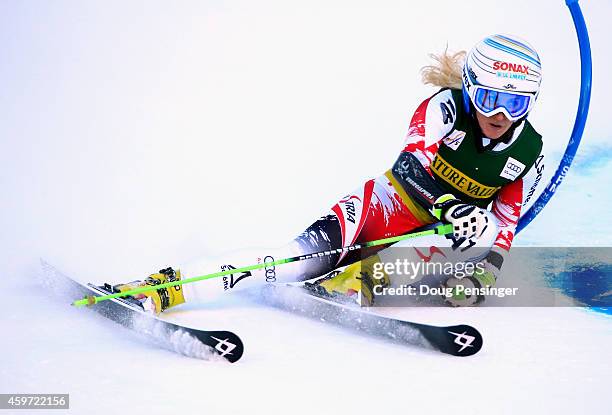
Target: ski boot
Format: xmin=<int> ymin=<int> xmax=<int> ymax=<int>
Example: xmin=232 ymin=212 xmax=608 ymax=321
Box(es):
xmin=304 ymin=254 xmax=390 ymax=306
xmin=103 ymin=267 xmax=186 ymax=315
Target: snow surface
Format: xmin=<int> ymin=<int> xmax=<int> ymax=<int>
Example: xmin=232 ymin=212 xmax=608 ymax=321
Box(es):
xmin=1 ymin=1 xmax=611 ymax=414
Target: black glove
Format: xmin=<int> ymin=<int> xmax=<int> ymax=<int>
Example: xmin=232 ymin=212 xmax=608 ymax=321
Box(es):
xmin=443 ymin=249 xmax=505 ymax=307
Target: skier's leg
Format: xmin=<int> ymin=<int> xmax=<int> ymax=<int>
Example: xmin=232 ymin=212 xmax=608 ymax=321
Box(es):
xmin=107 ymin=267 xmax=187 ymax=314
xmin=179 ymin=241 xmax=307 ymax=303
xmin=308 ymin=165 xmax=501 ymax=305
xmin=180 ymin=174 xmax=433 ymax=304
xmin=121 ymin=172 xmax=440 ymax=312
xmin=302 ymin=174 xmax=441 ymax=304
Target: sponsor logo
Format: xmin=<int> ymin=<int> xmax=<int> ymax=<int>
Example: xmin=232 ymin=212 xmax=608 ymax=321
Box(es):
xmin=344 ymin=200 xmax=356 ymax=224
xmin=523 ymin=155 xmax=545 ymax=205
xmin=452 ymin=205 xmax=475 ymax=218
xmin=440 ymin=99 xmax=456 ymax=125
xmin=263 ymin=255 xmax=277 ymax=283
xmin=333 ymin=184 xmax=371 ymax=264
xmin=462 ymin=67 xmax=473 ymax=91
xmin=431 ymin=154 xmax=500 ymax=199
xmin=448 ymin=330 xmax=476 ymax=353
xmin=210 ymin=336 xmax=237 ymax=357
xmin=338 ymin=195 xmax=361 ymax=224
xmin=549 ymin=165 xmax=570 ymax=193
xmin=493 ymin=61 xmax=529 ymax=74
xmin=499 ymin=157 xmax=526 ymax=181
xmin=443 ymin=130 xmax=466 ymax=151
xmin=468 ymin=67 xmax=477 ymax=81
xmin=398 ymin=160 xmax=436 ymax=201
xmin=221 ymin=265 xmax=252 ymax=290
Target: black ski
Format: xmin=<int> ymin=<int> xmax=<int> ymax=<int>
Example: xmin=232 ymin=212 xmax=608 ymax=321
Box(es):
xmin=40 ymin=260 xmax=244 ymax=363
xmin=261 ymin=284 xmax=483 ymax=357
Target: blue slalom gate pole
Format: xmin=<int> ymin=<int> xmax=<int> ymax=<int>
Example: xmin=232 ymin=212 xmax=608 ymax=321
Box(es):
xmin=516 ymin=0 xmax=592 ymax=233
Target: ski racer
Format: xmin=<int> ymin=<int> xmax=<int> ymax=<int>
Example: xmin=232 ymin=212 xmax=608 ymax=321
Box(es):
xmin=113 ymin=34 xmax=545 ymax=313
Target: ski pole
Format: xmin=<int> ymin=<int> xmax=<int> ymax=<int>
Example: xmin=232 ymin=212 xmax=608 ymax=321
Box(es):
xmin=72 ymin=223 xmax=453 ymax=307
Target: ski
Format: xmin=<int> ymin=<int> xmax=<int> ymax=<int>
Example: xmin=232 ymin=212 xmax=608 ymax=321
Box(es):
xmin=260 ymin=283 xmax=483 ymax=357
xmin=40 ymin=260 xmax=244 ymax=363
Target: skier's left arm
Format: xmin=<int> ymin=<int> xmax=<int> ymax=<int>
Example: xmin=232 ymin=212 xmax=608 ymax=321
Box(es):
xmin=445 ymin=154 xmax=546 ymax=307
xmin=444 ymin=181 xmax=522 ymax=306
xmin=489 ymin=151 xmax=546 ymax=267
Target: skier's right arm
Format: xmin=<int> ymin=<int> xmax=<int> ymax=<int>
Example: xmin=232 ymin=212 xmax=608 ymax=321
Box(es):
xmin=401 ymin=89 xmax=457 ymax=172
xmin=390 ymin=89 xmax=457 ymax=209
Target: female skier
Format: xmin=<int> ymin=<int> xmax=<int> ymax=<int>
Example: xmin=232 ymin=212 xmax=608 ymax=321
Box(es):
xmin=113 ymin=34 xmax=545 ymax=312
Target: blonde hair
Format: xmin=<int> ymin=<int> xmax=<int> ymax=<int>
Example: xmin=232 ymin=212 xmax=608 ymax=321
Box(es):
xmin=420 ymin=47 xmax=466 ymax=89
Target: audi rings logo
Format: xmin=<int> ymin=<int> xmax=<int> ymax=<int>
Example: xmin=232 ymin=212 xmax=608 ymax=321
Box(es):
xmin=263 ymin=255 xmax=277 ymax=283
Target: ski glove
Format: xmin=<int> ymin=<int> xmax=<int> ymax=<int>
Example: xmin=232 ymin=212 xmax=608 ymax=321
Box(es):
xmin=443 ymin=249 xmax=505 ymax=307
xmin=431 ymin=194 xmax=490 ymax=243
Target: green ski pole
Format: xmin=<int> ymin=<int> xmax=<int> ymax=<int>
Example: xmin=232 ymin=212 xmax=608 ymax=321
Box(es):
xmin=72 ymin=223 xmax=453 ymax=307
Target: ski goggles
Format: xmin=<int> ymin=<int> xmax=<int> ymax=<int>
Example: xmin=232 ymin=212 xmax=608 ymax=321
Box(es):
xmin=472 ymin=86 xmax=534 ymax=121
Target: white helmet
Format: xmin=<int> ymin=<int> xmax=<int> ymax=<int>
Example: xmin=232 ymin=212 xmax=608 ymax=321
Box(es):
xmin=462 ymin=34 xmax=542 ymax=121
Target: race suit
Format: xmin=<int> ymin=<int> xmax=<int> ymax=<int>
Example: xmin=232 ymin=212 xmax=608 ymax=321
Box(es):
xmin=181 ymin=88 xmax=545 ymax=302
